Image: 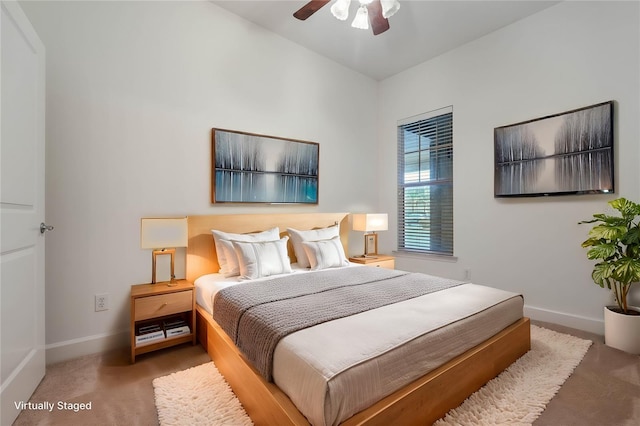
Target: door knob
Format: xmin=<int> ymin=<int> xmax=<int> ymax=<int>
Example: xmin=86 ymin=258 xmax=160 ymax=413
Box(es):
xmin=40 ymin=223 xmax=54 ymax=234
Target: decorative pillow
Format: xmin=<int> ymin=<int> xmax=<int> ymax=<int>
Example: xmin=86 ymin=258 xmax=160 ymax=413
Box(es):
xmin=302 ymin=236 xmax=349 ymax=270
xmin=232 ymin=237 xmax=292 ymax=280
xmin=218 ymin=239 xmax=241 ymax=277
xmin=211 ymin=227 xmax=280 ymax=275
xmin=287 ymin=225 xmax=340 ymax=268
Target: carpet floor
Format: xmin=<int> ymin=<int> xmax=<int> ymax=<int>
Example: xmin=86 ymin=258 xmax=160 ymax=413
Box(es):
xmin=151 ymin=326 xmax=591 ymax=426
xmin=12 ymin=320 xmax=640 ymax=425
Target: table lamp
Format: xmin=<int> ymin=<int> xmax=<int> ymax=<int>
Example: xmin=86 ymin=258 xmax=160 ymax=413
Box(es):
xmin=352 ymin=213 xmax=388 ymax=258
xmin=140 ymin=217 xmax=188 ymax=286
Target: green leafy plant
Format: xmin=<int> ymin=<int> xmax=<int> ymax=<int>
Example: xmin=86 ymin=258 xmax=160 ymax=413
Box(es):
xmin=580 ymin=198 xmax=640 ymax=315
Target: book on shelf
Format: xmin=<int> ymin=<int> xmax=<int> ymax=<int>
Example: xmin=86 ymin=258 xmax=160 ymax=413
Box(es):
xmin=135 ymin=330 xmax=165 ymax=346
xmin=165 ymin=325 xmax=190 ymax=337
xmin=137 ymin=324 xmax=162 ymax=334
xmin=163 ymin=318 xmax=187 ymax=328
xmin=163 ymin=317 xmax=190 ymax=338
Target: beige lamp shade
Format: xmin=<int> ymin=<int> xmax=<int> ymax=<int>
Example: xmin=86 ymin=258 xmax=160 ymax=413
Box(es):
xmin=140 ymin=218 xmax=188 ymax=249
xmin=352 ymin=213 xmax=388 ymax=232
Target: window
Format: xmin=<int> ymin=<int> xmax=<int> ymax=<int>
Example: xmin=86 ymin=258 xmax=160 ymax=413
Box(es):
xmin=397 ymin=107 xmax=453 ymax=255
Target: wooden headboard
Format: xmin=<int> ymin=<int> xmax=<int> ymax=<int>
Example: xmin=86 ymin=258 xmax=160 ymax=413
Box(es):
xmin=186 ymin=213 xmax=349 ymax=282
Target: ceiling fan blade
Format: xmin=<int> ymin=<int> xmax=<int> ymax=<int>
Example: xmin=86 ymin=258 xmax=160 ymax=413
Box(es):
xmin=367 ymin=0 xmax=390 ymax=35
xmin=293 ymin=0 xmax=331 ymax=20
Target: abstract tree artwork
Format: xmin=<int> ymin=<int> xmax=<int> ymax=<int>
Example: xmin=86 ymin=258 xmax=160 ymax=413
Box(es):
xmin=211 ymin=129 xmax=319 ymax=204
xmin=494 ymin=101 xmax=614 ymax=197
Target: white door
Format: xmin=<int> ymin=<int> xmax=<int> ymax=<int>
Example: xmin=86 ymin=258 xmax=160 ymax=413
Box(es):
xmin=0 ymin=1 xmax=46 ymax=424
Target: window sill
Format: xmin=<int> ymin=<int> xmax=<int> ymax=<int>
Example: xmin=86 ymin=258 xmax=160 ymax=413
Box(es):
xmin=392 ymin=250 xmax=458 ymax=263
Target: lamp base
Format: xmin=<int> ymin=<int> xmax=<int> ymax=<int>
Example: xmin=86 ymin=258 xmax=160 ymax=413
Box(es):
xmin=363 ymin=233 xmax=379 ymax=257
xmin=151 ymin=248 xmax=177 ymax=285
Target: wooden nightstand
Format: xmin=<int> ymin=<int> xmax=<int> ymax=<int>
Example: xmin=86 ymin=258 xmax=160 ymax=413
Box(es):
xmin=349 ymin=255 xmax=395 ymax=269
xmin=130 ymin=279 xmax=196 ymax=363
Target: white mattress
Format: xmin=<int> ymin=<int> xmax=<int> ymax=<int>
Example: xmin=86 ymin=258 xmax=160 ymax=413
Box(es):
xmin=194 ymin=263 xmax=357 ymax=316
xmin=195 ymin=270 xmax=523 ymax=426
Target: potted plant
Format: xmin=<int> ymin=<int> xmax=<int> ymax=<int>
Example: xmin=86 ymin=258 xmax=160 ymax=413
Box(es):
xmin=580 ymin=197 xmax=640 ymax=354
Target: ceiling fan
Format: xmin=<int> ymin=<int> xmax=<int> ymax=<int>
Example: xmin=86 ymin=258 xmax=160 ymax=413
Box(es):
xmin=293 ymin=0 xmax=400 ymax=36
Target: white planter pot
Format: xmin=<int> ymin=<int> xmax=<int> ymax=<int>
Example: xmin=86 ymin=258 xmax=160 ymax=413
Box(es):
xmin=604 ymin=306 xmax=640 ymax=355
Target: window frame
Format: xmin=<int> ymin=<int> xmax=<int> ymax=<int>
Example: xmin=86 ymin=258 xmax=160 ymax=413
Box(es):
xmin=397 ymin=106 xmax=454 ymax=256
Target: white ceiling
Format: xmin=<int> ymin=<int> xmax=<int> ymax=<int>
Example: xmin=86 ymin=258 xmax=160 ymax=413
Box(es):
xmin=212 ymin=0 xmax=560 ymax=80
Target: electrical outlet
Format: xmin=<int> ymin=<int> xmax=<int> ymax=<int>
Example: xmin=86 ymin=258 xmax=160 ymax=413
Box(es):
xmin=95 ymin=294 xmax=109 ymax=312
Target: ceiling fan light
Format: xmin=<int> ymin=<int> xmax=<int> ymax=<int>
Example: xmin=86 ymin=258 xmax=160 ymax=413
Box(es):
xmin=351 ymin=5 xmax=369 ymax=30
xmin=330 ymin=0 xmax=351 ymax=21
xmin=381 ymin=0 xmax=400 ymax=19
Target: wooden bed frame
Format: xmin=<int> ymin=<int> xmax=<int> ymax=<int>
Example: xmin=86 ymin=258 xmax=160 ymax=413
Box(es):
xmin=186 ymin=213 xmax=531 ymax=425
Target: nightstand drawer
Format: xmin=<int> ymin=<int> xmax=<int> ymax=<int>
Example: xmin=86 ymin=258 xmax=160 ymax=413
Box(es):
xmin=134 ymin=290 xmax=193 ymax=321
xmin=349 ymin=255 xmax=395 ymax=270
xmin=369 ymin=259 xmax=395 ymax=269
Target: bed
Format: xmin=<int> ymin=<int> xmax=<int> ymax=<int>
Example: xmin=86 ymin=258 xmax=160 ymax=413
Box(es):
xmin=186 ymin=213 xmax=530 ymax=426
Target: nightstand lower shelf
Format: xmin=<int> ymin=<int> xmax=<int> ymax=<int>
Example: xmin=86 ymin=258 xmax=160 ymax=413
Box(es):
xmin=134 ymin=333 xmax=195 ymax=357
xmin=130 ymin=280 xmax=196 ymax=363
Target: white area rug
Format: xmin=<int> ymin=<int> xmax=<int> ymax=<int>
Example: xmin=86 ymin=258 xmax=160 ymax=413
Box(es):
xmin=153 ymin=325 xmax=591 ymax=426
xmin=435 ymin=325 xmax=592 ymax=425
xmin=153 ymin=362 xmax=252 ymax=426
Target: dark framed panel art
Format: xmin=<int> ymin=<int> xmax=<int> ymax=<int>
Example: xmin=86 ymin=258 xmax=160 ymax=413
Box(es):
xmin=494 ymin=101 xmax=614 ymax=197
xmin=211 ymin=129 xmax=319 ymax=204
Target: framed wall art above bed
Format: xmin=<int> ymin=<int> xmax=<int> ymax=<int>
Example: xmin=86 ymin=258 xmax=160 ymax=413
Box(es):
xmin=494 ymin=101 xmax=614 ymax=197
xmin=211 ymin=128 xmax=319 ymax=204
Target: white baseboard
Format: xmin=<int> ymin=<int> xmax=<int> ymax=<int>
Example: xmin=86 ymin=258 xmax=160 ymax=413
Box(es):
xmin=45 ymin=330 xmax=129 ymax=365
xmin=524 ymin=304 xmax=604 ymax=336
xmin=43 ymin=306 xmax=603 ymax=364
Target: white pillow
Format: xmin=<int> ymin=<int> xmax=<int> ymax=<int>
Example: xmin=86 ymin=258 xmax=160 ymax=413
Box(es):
xmin=211 ymin=227 xmax=280 ymax=275
xmin=218 ymin=239 xmax=241 ymax=277
xmin=302 ymin=236 xmax=349 ymax=270
xmin=232 ymin=237 xmax=292 ymax=280
xmin=287 ymin=225 xmax=340 ymax=268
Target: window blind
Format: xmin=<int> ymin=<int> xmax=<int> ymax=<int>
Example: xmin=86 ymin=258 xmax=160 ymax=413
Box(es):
xmin=397 ymin=107 xmax=453 ymax=255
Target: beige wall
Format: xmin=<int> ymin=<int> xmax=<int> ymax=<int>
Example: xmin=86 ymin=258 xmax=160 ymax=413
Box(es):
xmin=21 ymin=0 xmax=640 ymax=362
xmin=377 ymin=1 xmax=640 ymax=334
xmin=21 ymin=1 xmax=380 ymax=362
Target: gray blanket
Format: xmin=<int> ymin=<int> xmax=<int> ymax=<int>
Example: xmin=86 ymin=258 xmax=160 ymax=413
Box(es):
xmin=213 ymin=267 xmax=464 ymax=381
